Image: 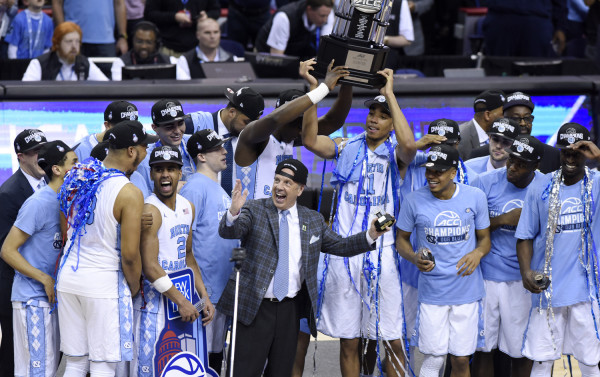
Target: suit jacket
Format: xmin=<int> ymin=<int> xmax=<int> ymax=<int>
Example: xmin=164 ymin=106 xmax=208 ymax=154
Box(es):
xmin=458 ymin=119 xmax=481 ymax=160
xmin=218 ymin=198 xmax=375 ymax=335
xmin=0 ymin=169 xmax=35 ymax=315
xmin=469 ymin=142 xmax=561 ymax=174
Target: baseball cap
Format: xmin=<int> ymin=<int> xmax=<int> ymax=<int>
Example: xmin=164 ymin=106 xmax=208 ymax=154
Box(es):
xmin=187 ymin=129 xmax=231 ymax=158
xmin=90 ymin=141 xmax=109 ymax=161
xmin=420 ymin=144 xmax=460 ymax=171
xmin=106 ymin=120 xmax=159 ymax=149
xmin=275 ymin=158 xmax=308 ymax=185
xmin=510 ymin=135 xmax=544 ymax=162
xmin=149 ymin=145 xmax=183 ymax=166
xmin=503 ymin=92 xmax=535 ymax=112
xmin=104 ymin=100 xmax=138 ymax=123
xmin=224 ymin=87 xmax=265 ymax=121
xmin=428 ymin=119 xmax=461 ymax=144
xmin=364 ymin=95 xmax=391 ymax=115
xmin=555 ymin=122 xmax=591 ymax=149
xmin=276 ymin=89 xmax=305 ymax=108
xmin=151 ymin=99 xmax=188 ymax=126
xmin=14 ymin=129 xmax=47 ymax=153
xmin=488 ymin=118 xmax=520 ymax=140
xmin=37 ymin=140 xmax=72 ymax=171
xmin=473 ymin=90 xmax=506 ymax=112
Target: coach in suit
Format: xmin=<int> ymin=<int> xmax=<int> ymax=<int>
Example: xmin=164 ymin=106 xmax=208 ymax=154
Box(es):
xmin=218 ymin=158 xmax=389 ymax=377
xmin=458 ymin=90 xmax=505 ymax=160
xmin=0 ymin=129 xmax=47 ymax=376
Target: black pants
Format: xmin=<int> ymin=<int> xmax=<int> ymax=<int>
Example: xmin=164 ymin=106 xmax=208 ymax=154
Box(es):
xmin=229 ymin=298 xmax=300 ymax=377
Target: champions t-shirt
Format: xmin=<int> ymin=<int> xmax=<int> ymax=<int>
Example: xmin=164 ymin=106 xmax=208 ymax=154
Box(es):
xmin=472 ymin=167 xmax=543 ymax=282
xmin=397 ymin=183 xmax=490 ymax=305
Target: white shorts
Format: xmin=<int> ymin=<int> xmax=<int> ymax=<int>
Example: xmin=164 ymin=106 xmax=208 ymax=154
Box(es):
xmin=403 ymin=284 xmax=419 ymax=342
xmin=522 ymin=300 xmax=600 ymax=365
xmin=478 ymin=280 xmax=531 ymax=357
xmin=13 ymin=301 xmax=60 ymax=377
xmin=205 ymin=309 xmax=228 ymax=353
xmin=416 ymin=302 xmax=480 ymax=356
xmin=317 ymin=246 xmax=404 ymax=340
xmin=57 ymin=291 xmax=133 ymax=362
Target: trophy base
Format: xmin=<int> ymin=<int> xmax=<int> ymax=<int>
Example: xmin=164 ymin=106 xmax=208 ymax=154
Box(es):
xmin=314 ymin=35 xmax=389 ymax=89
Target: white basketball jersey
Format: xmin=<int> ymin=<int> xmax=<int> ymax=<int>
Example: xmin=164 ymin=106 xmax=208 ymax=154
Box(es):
xmin=145 ymin=194 xmax=194 ymax=273
xmin=337 ymin=149 xmax=396 ymax=248
xmin=253 ymin=135 xmax=295 ymax=199
xmin=57 ymin=175 xmax=130 ymax=298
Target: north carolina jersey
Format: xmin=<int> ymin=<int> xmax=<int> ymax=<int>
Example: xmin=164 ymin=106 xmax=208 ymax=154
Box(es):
xmin=253 ymin=135 xmax=294 ymax=199
xmin=144 ymin=193 xmax=193 ymax=273
xmin=465 ymin=155 xmax=492 ymax=175
xmin=57 ymin=175 xmax=130 ymax=298
xmin=73 ymin=133 xmax=100 ymax=162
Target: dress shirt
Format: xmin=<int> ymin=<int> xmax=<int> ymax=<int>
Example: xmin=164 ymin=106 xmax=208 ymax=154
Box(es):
xmin=472 ymin=118 xmax=489 ymax=146
xmin=21 ymin=169 xmax=45 ymax=191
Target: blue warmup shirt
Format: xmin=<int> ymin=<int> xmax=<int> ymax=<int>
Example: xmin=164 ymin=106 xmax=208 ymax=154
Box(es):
xmin=11 ymin=186 xmax=61 ymax=302
xmin=64 ymin=0 xmax=115 ymax=44
xmin=397 ymin=183 xmax=490 ymax=305
xmin=465 ymin=156 xmax=491 ymax=175
xmin=472 ymin=167 xmax=543 ymax=282
xmin=5 ymin=10 xmax=53 ymax=59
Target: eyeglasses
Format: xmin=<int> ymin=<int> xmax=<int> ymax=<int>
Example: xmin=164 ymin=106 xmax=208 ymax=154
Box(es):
xmin=508 ymin=115 xmax=534 ymax=124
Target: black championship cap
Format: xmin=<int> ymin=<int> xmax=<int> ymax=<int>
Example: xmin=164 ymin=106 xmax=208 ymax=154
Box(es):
xmin=275 ymin=158 xmax=308 ymax=185
xmin=503 ymin=92 xmax=535 ymax=112
xmin=187 ymin=129 xmax=230 ymax=158
xmin=37 ymin=140 xmax=72 ymax=171
xmin=90 ymin=141 xmax=109 ymax=161
xmin=474 ymin=90 xmax=506 ymax=112
xmin=151 ymin=99 xmax=188 ymax=126
xmin=276 ymin=89 xmax=305 ymax=108
xmin=149 ymin=145 xmax=183 ymax=166
xmin=14 ymin=129 xmax=47 ymax=153
xmin=224 ymin=87 xmax=265 ymax=121
xmin=364 ymin=95 xmax=391 ymax=115
xmin=106 ymin=120 xmax=159 ymax=149
xmin=421 ymin=144 xmax=460 ymax=171
xmin=510 ymin=135 xmax=544 ymax=162
xmin=104 ymin=100 xmax=138 ymax=123
xmin=555 ymin=122 xmax=591 ymax=149
xmin=488 ymin=117 xmax=520 ymax=140
xmin=428 ymin=119 xmax=461 ymax=144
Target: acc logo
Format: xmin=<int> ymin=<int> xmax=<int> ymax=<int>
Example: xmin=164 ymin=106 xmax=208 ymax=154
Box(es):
xmin=434 ymin=211 xmax=461 ymax=227
xmin=561 ymin=197 xmax=582 ymax=214
xmin=502 ymin=199 xmax=523 ymax=213
xmin=352 ymin=0 xmax=383 ymax=14
xmin=160 ymin=352 xmax=206 ymax=377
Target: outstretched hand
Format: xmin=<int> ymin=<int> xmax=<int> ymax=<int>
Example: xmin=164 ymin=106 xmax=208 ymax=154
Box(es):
xmin=324 ymin=60 xmax=350 ymax=90
xmin=367 ymin=218 xmax=393 ymax=241
xmin=229 ymin=179 xmax=248 ymax=216
xmin=299 ymin=58 xmax=319 ymax=88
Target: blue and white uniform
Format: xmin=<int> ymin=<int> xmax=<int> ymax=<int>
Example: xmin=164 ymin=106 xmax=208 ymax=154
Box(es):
xmin=73 ymin=134 xmax=100 ymax=162
xmin=318 ymin=133 xmax=405 ymax=341
xmin=397 ymin=183 xmax=489 ymax=356
xmin=57 ymin=175 xmax=134 ymax=362
xmin=471 ymin=167 xmax=542 ymax=357
xmin=12 ymin=186 xmax=61 ymax=377
xmin=516 ymin=172 xmax=600 ymax=365
xmin=180 ymin=173 xmax=238 ymax=353
xmin=465 ymin=155 xmax=493 ymax=175
xmin=5 ymin=9 xmax=53 ymax=59
xmin=131 ymin=194 xmax=194 ymax=377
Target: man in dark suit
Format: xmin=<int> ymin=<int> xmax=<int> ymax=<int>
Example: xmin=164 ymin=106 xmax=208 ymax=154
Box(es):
xmin=458 ymin=90 xmax=505 ymax=160
xmin=218 ymin=159 xmax=390 ymax=377
xmin=0 ymin=128 xmax=47 ymax=376
xmin=469 ymin=92 xmax=561 ymax=174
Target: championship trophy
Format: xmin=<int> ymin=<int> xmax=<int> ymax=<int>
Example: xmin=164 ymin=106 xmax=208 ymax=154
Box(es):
xmin=314 ymin=0 xmax=394 ymax=89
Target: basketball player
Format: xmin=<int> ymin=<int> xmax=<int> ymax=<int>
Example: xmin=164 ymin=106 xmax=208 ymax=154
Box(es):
xmin=57 ymin=120 xmax=156 ymax=376
xmin=132 ymin=145 xmax=214 ymax=377
xmin=1 ymin=141 xmax=77 ymax=377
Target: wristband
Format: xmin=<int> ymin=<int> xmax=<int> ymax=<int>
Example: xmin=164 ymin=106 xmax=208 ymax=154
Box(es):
xmin=152 ymin=275 xmax=173 ymax=293
xmin=307 ymin=83 xmax=330 ymax=104
xmin=118 ymin=33 xmax=127 ymax=40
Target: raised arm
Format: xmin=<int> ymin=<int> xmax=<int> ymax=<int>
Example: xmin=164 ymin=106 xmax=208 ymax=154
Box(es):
xmin=115 ymin=183 xmax=144 ymax=296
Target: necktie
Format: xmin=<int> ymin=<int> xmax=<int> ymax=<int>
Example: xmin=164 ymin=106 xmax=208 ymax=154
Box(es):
xmin=222 ymin=134 xmax=233 ymax=194
xmin=273 ymin=210 xmax=289 ymax=301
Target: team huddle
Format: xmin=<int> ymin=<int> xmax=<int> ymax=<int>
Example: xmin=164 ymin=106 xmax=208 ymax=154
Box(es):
xmin=2 ymin=60 xmax=600 ymax=377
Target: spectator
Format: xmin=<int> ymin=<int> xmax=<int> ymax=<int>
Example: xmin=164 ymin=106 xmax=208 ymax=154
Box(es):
xmin=5 ymin=0 xmax=53 ymax=59
xmin=125 ymin=0 xmax=145 ymax=47
xmin=403 ymin=0 xmax=433 ymax=56
xmin=255 ymin=0 xmax=335 ymax=59
xmin=383 ymin=0 xmax=414 ymax=69
xmin=52 ymin=0 xmax=129 ymax=57
xmin=177 ymin=17 xmax=242 ymax=80
xmin=111 ymin=21 xmax=175 ymax=81
xmin=565 ymin=0 xmax=589 ymax=57
xmin=22 ymin=21 xmax=109 ymax=81
xmin=226 ymin=0 xmax=271 ymax=50
xmin=144 ymin=0 xmax=221 ymax=57
xmin=0 ymin=0 xmax=18 ymax=59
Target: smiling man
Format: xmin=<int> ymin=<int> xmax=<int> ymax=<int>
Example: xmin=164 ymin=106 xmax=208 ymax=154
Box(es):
xmin=218 ymin=158 xmax=389 ymax=377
